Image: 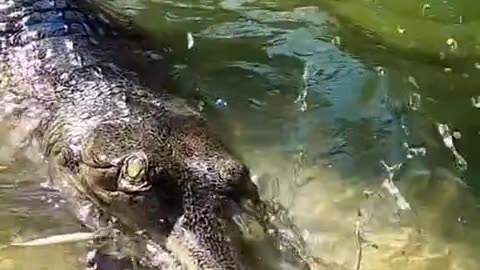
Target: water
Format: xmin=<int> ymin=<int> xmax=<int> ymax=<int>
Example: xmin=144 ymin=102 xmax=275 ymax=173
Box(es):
xmin=2 ymin=0 xmax=480 ymax=269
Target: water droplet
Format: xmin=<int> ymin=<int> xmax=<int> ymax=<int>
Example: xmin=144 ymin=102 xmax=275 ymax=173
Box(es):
xmin=375 ymin=66 xmax=385 ymax=76
xmin=40 ymin=181 xmax=52 ymax=189
xmin=293 ymin=151 xmax=308 ymax=187
xmin=296 ymin=63 xmax=312 ymax=112
xmin=454 ymin=154 xmax=468 ymax=171
xmin=253 ymin=173 xmax=279 ymax=200
xmin=407 ymin=75 xmax=420 ymax=89
xmin=437 ymin=123 xmax=453 ymax=148
xmin=446 ymin=38 xmax=458 ymax=51
xmin=408 ymin=92 xmax=421 ymax=111
xmin=381 ymin=178 xmax=411 ymax=210
xmin=458 ymin=217 xmax=467 ymax=224
xmin=145 ymin=50 xmax=162 ymax=61
xmin=197 ymin=100 xmax=205 ymax=112
xmin=250 ymin=174 xmax=259 ymax=185
xmin=380 ymin=160 xmax=403 ymax=180
xmin=421 ymin=4 xmax=431 ymax=16
xmin=471 ymin=96 xmax=480 ymax=108
xmin=437 ymin=123 xmax=468 ymax=171
xmin=406 ymin=146 xmax=427 ymax=159
xmin=331 ymin=35 xmax=341 ymax=46
xmin=187 ymin=32 xmax=194 ymax=50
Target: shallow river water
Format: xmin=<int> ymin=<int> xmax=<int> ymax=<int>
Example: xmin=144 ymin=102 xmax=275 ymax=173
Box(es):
xmin=1 ymin=0 xmax=480 ymax=270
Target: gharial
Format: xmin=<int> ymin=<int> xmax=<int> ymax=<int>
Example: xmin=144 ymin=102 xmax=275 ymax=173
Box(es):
xmin=0 ymin=1 xmax=315 ymax=270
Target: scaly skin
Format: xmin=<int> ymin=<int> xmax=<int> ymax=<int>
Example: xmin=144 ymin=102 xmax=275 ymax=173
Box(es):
xmin=0 ymin=1 xmax=260 ymax=269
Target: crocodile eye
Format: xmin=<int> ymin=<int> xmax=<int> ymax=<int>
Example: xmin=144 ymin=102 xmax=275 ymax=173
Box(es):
xmin=126 ymin=157 xmax=143 ymax=178
xmin=118 ymin=152 xmax=151 ymax=192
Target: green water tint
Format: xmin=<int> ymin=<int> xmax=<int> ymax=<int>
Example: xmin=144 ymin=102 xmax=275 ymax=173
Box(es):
xmin=317 ymin=0 xmax=480 ymax=63
xmin=2 ymin=0 xmax=480 ymax=269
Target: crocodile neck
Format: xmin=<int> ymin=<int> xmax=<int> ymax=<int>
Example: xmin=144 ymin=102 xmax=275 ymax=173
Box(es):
xmin=0 ymin=2 xmax=250 ymax=270
xmin=0 ymin=0 xmax=195 ymax=156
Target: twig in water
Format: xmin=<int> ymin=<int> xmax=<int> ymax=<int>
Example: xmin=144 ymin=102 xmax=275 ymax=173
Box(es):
xmin=354 ymin=219 xmax=362 ymax=270
xmin=11 ymin=232 xmax=96 ymax=247
xmin=10 ymin=228 xmax=112 ymax=247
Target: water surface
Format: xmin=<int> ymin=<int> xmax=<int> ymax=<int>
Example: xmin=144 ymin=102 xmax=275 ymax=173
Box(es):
xmin=1 ymin=0 xmax=480 ymax=269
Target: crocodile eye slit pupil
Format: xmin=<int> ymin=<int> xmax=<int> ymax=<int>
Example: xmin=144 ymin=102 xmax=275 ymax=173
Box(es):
xmin=126 ymin=157 xmax=143 ymax=179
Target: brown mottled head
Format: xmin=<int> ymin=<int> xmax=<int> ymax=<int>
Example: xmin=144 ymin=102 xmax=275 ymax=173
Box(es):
xmin=53 ymin=108 xmax=258 ymax=269
xmin=77 ymin=113 xmax=258 ymax=202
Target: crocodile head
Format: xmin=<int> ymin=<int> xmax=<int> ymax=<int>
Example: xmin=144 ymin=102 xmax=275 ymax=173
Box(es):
xmin=48 ymin=106 xmax=260 ymax=270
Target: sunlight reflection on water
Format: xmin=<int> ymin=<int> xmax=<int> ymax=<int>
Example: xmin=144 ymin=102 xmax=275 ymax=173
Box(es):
xmin=1 ymin=0 xmax=480 ymax=269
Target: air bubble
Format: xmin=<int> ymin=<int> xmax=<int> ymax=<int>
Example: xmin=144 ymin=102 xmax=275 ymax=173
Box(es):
xmin=215 ymin=98 xmax=227 ymax=108
xmin=446 ymin=38 xmax=458 ymax=51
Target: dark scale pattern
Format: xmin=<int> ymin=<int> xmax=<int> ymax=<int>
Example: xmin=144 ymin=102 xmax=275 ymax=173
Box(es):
xmin=0 ymin=1 xmax=259 ymax=269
